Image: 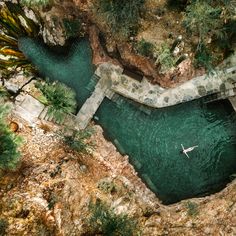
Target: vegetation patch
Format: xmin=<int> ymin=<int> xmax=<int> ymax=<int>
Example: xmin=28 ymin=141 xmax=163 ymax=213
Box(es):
xmin=0 ymin=219 xmax=8 ymax=236
xmin=35 ymin=80 xmax=77 ymax=123
xmin=96 ymin=0 xmax=145 ymax=38
xmin=185 ymin=201 xmax=199 ymax=217
xmin=20 ymin=0 xmax=52 ymax=7
xmin=88 ymin=199 xmax=139 ymax=236
xmin=155 ymin=43 xmax=176 ymax=73
xmin=183 ymin=0 xmax=236 ymax=71
xmin=0 ymin=2 xmax=39 ymax=77
xmin=63 ymin=127 xmax=94 ymax=154
xmin=63 ymin=18 xmax=81 ymax=38
xmin=97 ymin=179 xmax=117 ymax=194
xmin=135 ymin=38 xmax=154 ymax=58
xmin=0 ymin=104 xmax=22 ymax=171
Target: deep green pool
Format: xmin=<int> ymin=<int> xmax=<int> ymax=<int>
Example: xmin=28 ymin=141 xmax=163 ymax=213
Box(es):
xmin=19 ymin=37 xmax=236 ymax=204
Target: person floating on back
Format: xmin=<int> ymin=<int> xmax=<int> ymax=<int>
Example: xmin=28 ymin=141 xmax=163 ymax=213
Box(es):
xmin=180 ymin=144 xmax=198 ymax=158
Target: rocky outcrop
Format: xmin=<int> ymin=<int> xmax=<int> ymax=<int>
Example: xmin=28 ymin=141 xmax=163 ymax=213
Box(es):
xmin=117 ymin=43 xmax=161 ymax=82
xmin=27 ymin=0 xmax=87 ymax=45
xmin=88 ymin=25 xmax=121 ymax=66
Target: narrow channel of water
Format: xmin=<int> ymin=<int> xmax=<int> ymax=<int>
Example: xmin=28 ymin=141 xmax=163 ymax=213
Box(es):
xmin=19 ymin=37 xmax=236 ymax=204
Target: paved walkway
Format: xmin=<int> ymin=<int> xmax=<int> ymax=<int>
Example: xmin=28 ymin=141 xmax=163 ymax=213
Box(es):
xmin=74 ymin=62 xmax=236 ymax=129
xmin=76 ymin=71 xmax=114 ymax=129
xmin=96 ymin=63 xmax=236 ymax=108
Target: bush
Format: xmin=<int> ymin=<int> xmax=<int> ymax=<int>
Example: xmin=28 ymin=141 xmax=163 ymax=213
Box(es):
xmin=0 ymin=219 xmax=8 ymax=236
xmin=63 ymin=127 xmax=94 ymax=153
xmin=97 ymin=0 xmax=145 ymax=37
xmin=185 ymin=201 xmax=199 ymax=217
xmin=35 ymin=80 xmax=77 ymax=123
xmin=183 ymin=0 xmax=236 ymax=70
xmin=183 ymin=0 xmax=223 ymax=42
xmin=63 ymin=19 xmax=81 ymax=38
xmin=0 ymin=105 xmax=22 ymax=171
xmin=97 ymin=179 xmax=117 ymax=194
xmin=88 ymin=199 xmax=139 ymax=236
xmin=155 ymin=43 xmax=176 ymax=73
xmin=135 ymin=39 xmax=154 ymax=58
xmin=0 ymin=87 xmax=8 ymax=98
xmin=194 ymin=42 xmax=214 ymax=71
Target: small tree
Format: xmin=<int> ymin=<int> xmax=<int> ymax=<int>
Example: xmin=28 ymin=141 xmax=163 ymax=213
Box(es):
xmin=0 ymin=105 xmax=22 ymax=171
xmin=36 ymin=80 xmax=77 ymax=123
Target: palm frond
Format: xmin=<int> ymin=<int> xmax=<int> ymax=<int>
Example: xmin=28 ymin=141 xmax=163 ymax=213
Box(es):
xmin=0 ymin=2 xmax=39 ymax=75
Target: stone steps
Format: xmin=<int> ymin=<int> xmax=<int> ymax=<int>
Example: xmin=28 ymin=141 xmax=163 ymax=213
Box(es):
xmin=13 ymin=95 xmax=45 ymax=124
xmin=203 ymin=87 xmax=236 ymax=104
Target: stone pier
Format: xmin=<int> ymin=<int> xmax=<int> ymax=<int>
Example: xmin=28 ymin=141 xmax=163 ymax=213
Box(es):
xmin=76 ymin=74 xmax=113 ymax=130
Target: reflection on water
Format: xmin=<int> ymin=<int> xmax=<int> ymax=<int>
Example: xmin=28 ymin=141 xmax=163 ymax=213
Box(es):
xmin=19 ymin=37 xmax=236 ymax=204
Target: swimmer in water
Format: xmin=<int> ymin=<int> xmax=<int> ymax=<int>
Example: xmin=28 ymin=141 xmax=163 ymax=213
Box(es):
xmin=180 ymin=144 xmax=198 ymax=158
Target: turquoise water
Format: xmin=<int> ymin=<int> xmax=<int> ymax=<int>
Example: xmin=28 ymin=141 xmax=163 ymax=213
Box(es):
xmin=19 ymin=37 xmax=236 ymax=204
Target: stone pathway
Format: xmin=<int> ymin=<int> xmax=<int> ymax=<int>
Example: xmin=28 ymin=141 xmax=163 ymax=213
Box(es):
xmin=96 ymin=63 xmax=236 ymax=108
xmin=76 ymin=70 xmax=115 ymax=129
xmin=13 ymin=94 xmax=45 ymax=124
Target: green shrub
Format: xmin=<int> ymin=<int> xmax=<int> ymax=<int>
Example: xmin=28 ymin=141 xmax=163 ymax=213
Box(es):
xmin=35 ymin=80 xmax=77 ymax=123
xmin=185 ymin=201 xmax=199 ymax=217
xmin=0 ymin=87 xmax=8 ymax=98
xmin=194 ymin=43 xmax=214 ymax=71
xmin=184 ymin=1 xmax=222 ymax=39
xmin=97 ymin=179 xmax=117 ymax=194
xmin=183 ymin=0 xmax=236 ymax=70
xmin=0 ymin=105 xmax=22 ymax=171
xmin=0 ymin=219 xmax=8 ymax=236
xmin=88 ymin=199 xmax=139 ymax=236
xmin=20 ymin=0 xmax=52 ymax=7
xmin=135 ymin=39 xmax=154 ymax=58
xmin=63 ymin=19 xmax=81 ymax=38
xmin=97 ymin=0 xmax=145 ymax=37
xmin=63 ymin=127 xmax=94 ymax=153
xmin=155 ymin=43 xmax=176 ymax=73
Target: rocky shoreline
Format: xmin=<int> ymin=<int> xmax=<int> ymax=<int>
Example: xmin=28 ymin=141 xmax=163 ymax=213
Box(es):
xmin=1 ymin=112 xmax=236 ymax=235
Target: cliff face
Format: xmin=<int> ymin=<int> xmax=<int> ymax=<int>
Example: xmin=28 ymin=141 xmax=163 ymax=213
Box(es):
xmin=33 ymin=0 xmax=201 ymax=87
xmin=0 ymin=117 xmax=236 ymax=235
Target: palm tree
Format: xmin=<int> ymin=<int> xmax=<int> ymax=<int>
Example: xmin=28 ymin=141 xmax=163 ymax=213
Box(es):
xmin=0 ymin=2 xmax=39 ymax=76
xmin=36 ymin=80 xmax=77 ymax=123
